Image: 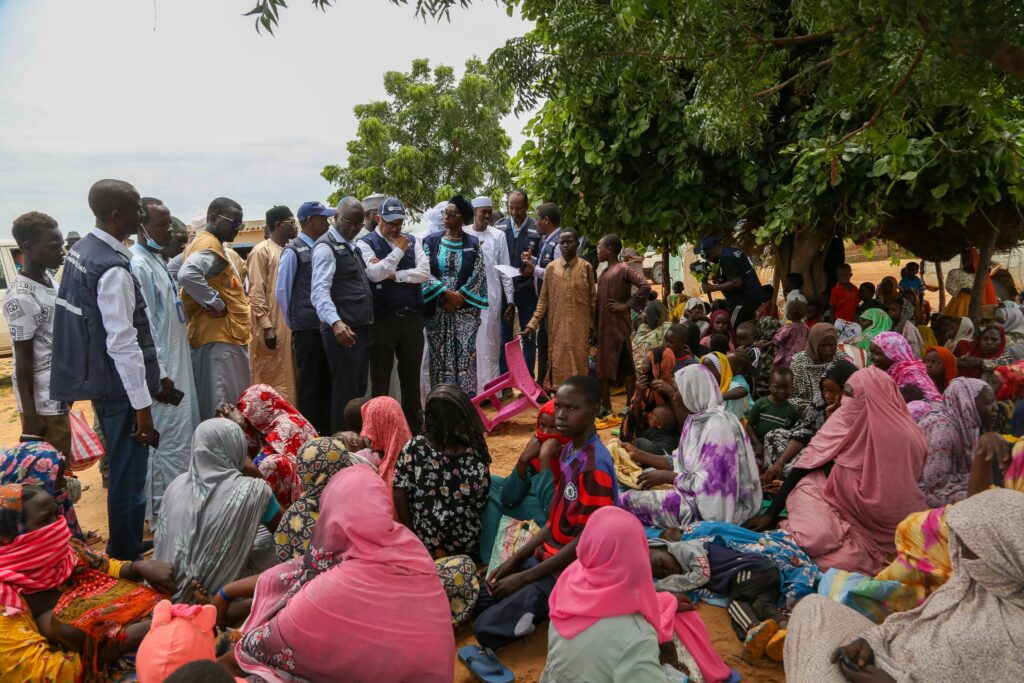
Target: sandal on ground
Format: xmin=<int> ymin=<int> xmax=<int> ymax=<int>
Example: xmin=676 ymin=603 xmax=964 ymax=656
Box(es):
xmin=457 ymin=644 xmax=514 ymax=683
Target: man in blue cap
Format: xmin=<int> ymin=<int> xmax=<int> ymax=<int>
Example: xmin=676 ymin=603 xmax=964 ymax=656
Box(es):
xmin=694 ymin=235 xmax=765 ymax=325
xmin=310 ymin=197 xmax=374 ymax=432
xmin=275 ymin=200 xmax=334 ymax=433
xmin=355 ymin=196 xmax=430 ymax=430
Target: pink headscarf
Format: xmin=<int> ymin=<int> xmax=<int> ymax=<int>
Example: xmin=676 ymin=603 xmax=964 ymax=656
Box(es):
xmin=549 ymin=507 xmax=733 ymax=682
xmin=549 ymin=506 xmax=676 ymax=641
xmin=136 ymin=601 xmax=217 ymax=683
xmin=873 ymin=331 xmax=942 ymax=402
xmin=235 ymin=466 xmax=453 ymax=682
xmin=360 ymin=397 xmax=413 ymax=488
xmin=798 ymin=366 xmax=928 ymax=552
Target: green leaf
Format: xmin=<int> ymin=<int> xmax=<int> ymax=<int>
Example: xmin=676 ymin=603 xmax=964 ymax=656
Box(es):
xmin=931 ymin=183 xmax=949 ymax=199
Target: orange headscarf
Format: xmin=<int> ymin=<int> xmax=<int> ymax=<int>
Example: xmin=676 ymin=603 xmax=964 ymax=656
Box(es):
xmin=969 ymin=247 xmax=998 ymax=306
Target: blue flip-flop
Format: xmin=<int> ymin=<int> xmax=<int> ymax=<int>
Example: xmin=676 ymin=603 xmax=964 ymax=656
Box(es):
xmin=458 ymin=644 xmax=515 ymax=683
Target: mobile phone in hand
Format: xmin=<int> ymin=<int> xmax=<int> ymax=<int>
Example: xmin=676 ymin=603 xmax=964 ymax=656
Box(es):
xmin=167 ymin=388 xmax=185 ymax=406
xmin=148 ymin=430 xmax=161 ymax=449
xmin=835 ymin=648 xmax=861 ymax=672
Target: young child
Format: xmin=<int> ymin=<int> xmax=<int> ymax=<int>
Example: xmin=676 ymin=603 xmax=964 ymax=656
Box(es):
xmin=745 ymin=367 xmax=799 ymax=460
xmin=473 ymin=375 xmax=618 ymax=654
xmin=634 ymin=405 xmax=680 ymax=457
xmin=709 ymin=333 xmax=732 ymax=355
xmin=783 ymin=272 xmax=807 ymax=306
xmin=724 ymin=352 xmax=754 ymax=422
xmin=772 ymin=300 xmax=809 ymax=367
xmin=756 ymin=284 xmax=779 ymax=320
xmin=668 ymin=280 xmax=687 ymax=321
xmin=899 ymin=261 xmax=927 ymax=301
xmin=828 ymin=263 xmax=859 ymax=323
xmin=2 ymin=212 xmax=71 ymax=459
xmin=857 ymin=282 xmax=882 ymax=316
xmin=804 ymin=298 xmax=824 ymax=326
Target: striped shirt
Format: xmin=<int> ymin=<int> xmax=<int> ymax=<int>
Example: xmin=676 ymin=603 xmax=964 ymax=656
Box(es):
xmin=538 ymin=434 xmax=618 ymax=561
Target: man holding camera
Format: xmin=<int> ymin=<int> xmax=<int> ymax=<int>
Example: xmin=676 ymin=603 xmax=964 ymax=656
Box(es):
xmin=694 ymin=236 xmax=765 ymax=325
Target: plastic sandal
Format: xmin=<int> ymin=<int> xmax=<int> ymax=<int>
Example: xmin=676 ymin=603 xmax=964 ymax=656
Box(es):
xmin=457 ymin=644 xmax=515 ymax=683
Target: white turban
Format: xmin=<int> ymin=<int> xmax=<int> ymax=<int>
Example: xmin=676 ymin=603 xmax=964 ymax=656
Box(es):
xmin=472 ymin=196 xmax=493 ymax=209
xmin=423 ymin=200 xmax=448 ymax=234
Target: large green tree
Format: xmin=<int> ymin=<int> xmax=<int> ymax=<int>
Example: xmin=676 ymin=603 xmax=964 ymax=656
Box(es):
xmin=321 ymin=58 xmax=512 ymax=214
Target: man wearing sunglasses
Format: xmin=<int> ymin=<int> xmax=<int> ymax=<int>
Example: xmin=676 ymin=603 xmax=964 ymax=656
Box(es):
xmin=179 ymin=197 xmax=251 ymax=420
xmin=310 ymin=197 xmax=375 ymax=433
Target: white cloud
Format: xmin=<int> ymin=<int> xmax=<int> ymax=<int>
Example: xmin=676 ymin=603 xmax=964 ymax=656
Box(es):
xmin=0 ymin=0 xmax=532 ymax=236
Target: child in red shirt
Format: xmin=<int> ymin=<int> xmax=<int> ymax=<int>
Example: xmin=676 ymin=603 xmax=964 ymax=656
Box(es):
xmin=829 ymin=263 xmax=859 ymax=322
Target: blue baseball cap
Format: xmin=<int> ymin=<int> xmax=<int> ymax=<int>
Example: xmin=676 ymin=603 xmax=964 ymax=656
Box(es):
xmin=379 ymin=197 xmax=406 ymax=222
xmin=297 ymin=201 xmax=336 ymax=221
xmin=694 ymin=236 xmax=719 ymax=255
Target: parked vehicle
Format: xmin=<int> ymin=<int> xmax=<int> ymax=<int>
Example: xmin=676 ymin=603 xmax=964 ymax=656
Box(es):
xmin=0 ymin=240 xmax=24 ymax=355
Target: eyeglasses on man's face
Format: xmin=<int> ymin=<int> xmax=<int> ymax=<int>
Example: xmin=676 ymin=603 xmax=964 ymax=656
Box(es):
xmin=212 ymin=213 xmax=244 ymax=230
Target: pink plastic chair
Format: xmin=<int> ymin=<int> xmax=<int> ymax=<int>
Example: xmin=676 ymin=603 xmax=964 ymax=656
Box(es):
xmin=472 ymin=336 xmax=547 ymax=432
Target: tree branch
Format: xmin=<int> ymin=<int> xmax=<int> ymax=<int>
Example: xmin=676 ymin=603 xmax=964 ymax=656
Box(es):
xmin=754 ymin=49 xmax=852 ymax=99
xmin=829 ymin=43 xmax=927 ymax=147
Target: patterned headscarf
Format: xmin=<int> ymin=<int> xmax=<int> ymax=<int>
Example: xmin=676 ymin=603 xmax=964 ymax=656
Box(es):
xmin=873 ymin=331 xmax=942 ymax=402
xmin=274 ymin=438 xmax=368 ymax=562
xmin=700 ymin=351 xmax=733 ymax=394
xmin=0 ymin=484 xmax=24 ymax=538
xmin=0 ymin=442 xmax=82 ymax=540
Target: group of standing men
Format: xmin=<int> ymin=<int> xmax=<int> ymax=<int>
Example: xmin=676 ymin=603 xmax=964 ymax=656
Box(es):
xmin=9 ymin=179 xmax=653 ymax=562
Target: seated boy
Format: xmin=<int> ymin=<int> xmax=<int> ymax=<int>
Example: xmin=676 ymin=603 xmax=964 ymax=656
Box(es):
xmin=474 ymin=375 xmax=618 ymax=651
xmin=634 ymin=405 xmax=680 ymax=457
xmin=745 ymin=367 xmax=799 ymax=460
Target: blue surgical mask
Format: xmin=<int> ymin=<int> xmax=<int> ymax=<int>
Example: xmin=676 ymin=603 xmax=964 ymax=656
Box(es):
xmin=141 ymin=226 xmax=163 ymax=252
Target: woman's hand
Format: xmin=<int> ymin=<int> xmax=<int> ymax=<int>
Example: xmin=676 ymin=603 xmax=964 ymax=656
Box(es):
xmin=638 ymin=469 xmax=676 ymax=490
xmin=132 ymin=560 xmax=176 ymax=594
xmin=489 ymin=570 xmax=531 ymax=601
xmin=832 ymin=639 xmax=896 ymax=682
xmin=442 ymin=290 xmax=464 ymax=311
xmin=487 ymin=556 xmax=522 ymax=587
xmin=976 ymin=432 xmax=1012 ymax=472
xmin=241 ymin=456 xmax=262 ymax=479
xmin=742 ymin=514 xmax=773 ymax=532
xmin=215 ymin=403 xmax=245 ymax=428
xmin=651 ymin=379 xmax=677 ymax=398
xmin=760 ymin=463 xmax=783 ymax=485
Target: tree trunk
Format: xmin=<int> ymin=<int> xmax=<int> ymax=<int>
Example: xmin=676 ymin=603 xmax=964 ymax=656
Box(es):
xmin=967 ymin=226 xmax=998 ymax=323
xmin=662 ymin=239 xmax=671 ymax=305
xmin=776 ymin=231 xmax=832 ymax=302
xmin=935 ymin=260 xmax=945 ymax=312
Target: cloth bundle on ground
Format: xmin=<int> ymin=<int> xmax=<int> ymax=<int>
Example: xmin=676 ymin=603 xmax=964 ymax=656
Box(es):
xmin=234 ymin=465 xmax=454 ymax=682
xmin=543 ymin=506 xmax=733 ymax=683
xmin=237 ymin=384 xmax=318 ymax=507
xmin=136 ymin=601 xmax=217 ymax=683
xmin=815 ymin=568 xmax=917 ymax=624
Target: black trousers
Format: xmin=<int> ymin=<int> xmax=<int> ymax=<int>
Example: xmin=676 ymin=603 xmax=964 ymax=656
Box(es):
xmin=292 ymin=329 xmax=332 ymax=435
xmin=320 ymin=323 xmax=372 ymax=434
xmin=473 ymin=557 xmax=556 ymax=650
xmin=726 ymin=568 xmax=783 ymax=639
xmin=535 ymin=319 xmax=549 ymax=386
xmin=369 ymin=311 xmax=425 ymax=432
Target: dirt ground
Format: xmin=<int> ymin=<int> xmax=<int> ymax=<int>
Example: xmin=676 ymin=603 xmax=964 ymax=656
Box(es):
xmin=0 ymin=256 xmax=913 ymax=682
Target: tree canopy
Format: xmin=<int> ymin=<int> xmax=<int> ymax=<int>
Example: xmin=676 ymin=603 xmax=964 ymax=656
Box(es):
xmin=320 ymin=58 xmax=512 ymax=214
xmin=253 ymin=0 xmax=1024 ymax=302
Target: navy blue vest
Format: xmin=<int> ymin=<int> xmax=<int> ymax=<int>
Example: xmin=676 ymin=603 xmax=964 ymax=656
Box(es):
xmin=358 ymin=230 xmax=423 ymax=315
xmin=497 ymin=216 xmax=541 ymax=304
xmin=50 ymin=233 xmax=161 ymax=402
xmin=314 ymin=231 xmax=374 ymax=328
xmin=284 ymin=235 xmax=319 ymax=331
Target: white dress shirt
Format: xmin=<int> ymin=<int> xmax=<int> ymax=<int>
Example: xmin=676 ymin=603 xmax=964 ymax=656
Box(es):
xmin=355 ymin=228 xmax=431 ymax=284
xmin=91 ymin=227 xmax=154 ymax=410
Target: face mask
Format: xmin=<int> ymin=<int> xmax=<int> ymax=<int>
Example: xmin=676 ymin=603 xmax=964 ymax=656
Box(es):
xmin=141 ymin=226 xmax=163 ymax=252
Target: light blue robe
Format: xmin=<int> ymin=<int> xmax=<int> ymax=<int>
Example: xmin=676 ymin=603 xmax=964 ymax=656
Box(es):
xmin=130 ymin=244 xmax=201 ymax=523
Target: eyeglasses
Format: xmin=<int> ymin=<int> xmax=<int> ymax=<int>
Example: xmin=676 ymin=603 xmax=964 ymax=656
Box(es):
xmin=443 ymin=211 xmax=461 ymax=219
xmin=382 ymin=219 xmax=404 ymax=228
xmin=212 ymin=213 xmax=244 ymax=230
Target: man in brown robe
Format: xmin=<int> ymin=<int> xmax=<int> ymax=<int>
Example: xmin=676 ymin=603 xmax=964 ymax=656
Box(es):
xmin=525 ymin=228 xmax=596 ymax=390
xmin=246 ymin=205 xmax=297 ymax=403
xmin=596 ymin=233 xmax=651 ymax=413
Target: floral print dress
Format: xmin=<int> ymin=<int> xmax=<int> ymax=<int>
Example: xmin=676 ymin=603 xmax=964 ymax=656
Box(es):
xmin=392 ymin=435 xmax=491 ymax=559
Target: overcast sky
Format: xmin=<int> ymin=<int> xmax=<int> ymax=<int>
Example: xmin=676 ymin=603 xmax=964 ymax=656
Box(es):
xmin=0 ymin=0 xmax=531 ymax=237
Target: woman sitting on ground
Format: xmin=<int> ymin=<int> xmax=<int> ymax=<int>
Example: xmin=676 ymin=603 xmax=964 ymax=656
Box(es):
xmin=868 ymin=331 xmax=942 ymax=402
xmin=359 ymin=395 xmax=413 ymax=488
xmin=746 ymin=367 xmax=927 ymax=575
xmin=853 ymin=308 xmax=892 ymax=364
xmin=0 ymin=484 xmax=175 ymax=681
xmin=542 ymin=506 xmax=731 ymax=683
xmin=886 ymin=298 xmax=926 ymax=359
xmin=923 ymin=345 xmax=958 ymax=393
xmin=227 ymin=466 xmax=455 ymax=682
xmin=917 ymin=378 xmax=998 ymax=507
xmin=633 ymin=300 xmax=673 ymax=372
xmin=219 ymin=384 xmax=318 ymax=507
xmin=760 ymin=360 xmax=859 ymax=484
xmin=393 ymin=384 xmax=491 ymax=560
xmin=785 ymin=488 xmax=1024 ymax=683
xmin=957 ymin=323 xmax=1012 ymax=381
xmin=788 ymin=323 xmax=846 ymax=409
xmin=620 ymin=365 xmax=762 ymax=529
xmin=154 ymin=418 xmax=282 ymax=603
xmin=273 ymin=437 xmax=371 ymax=562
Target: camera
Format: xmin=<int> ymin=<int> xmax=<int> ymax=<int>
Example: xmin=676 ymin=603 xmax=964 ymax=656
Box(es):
xmin=690 ymin=259 xmax=713 ymax=282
